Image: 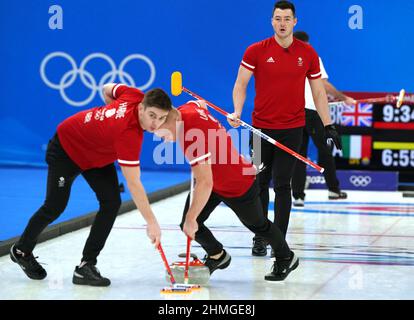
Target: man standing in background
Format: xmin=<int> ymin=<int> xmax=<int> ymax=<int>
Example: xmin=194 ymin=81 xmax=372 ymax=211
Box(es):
xmin=229 ymin=1 xmax=342 ymax=256
xmin=291 ymin=31 xmax=356 ymax=207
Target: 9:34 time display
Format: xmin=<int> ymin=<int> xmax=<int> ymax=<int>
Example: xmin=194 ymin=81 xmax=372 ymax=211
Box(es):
xmin=382 ymin=104 xmax=414 ymax=123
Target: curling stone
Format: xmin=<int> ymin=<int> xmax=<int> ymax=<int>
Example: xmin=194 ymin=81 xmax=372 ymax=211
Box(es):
xmin=165 ymin=253 xmax=210 ymax=285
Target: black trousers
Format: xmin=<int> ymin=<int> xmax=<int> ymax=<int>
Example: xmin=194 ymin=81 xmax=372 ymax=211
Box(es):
xmin=250 ymin=126 xmax=303 ymax=238
xmin=180 ymin=179 xmax=291 ymax=259
xmin=17 ymin=134 xmax=121 ymax=265
xmin=292 ymin=109 xmax=340 ymax=199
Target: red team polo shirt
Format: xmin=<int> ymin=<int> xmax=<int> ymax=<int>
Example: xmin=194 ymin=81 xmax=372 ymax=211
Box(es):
xmin=57 ymin=84 xmax=144 ymax=170
xmin=241 ymin=37 xmax=321 ymax=129
xmin=178 ymin=101 xmax=256 ymax=198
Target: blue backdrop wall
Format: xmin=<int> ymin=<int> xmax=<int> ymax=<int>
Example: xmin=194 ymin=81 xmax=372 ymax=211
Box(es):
xmin=0 ymin=0 xmax=412 ymax=169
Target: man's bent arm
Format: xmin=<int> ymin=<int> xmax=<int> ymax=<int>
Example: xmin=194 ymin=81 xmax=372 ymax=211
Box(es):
xmin=230 ymin=66 xmax=253 ymax=127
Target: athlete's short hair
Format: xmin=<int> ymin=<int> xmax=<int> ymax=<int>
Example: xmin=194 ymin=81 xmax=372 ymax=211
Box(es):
xmin=142 ymin=88 xmax=172 ymax=111
xmin=273 ymin=1 xmax=296 ymax=17
xmin=293 ymin=31 xmax=309 ymax=43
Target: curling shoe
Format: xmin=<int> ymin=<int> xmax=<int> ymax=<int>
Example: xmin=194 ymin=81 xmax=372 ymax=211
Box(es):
xmin=72 ymin=261 xmax=111 ymax=287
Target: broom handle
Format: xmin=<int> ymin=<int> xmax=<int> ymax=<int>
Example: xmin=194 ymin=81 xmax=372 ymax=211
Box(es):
xmin=181 ymin=87 xmax=324 ymax=173
xmin=184 ymin=173 xmax=194 ymax=284
xmin=157 ymin=243 xmax=176 ymax=285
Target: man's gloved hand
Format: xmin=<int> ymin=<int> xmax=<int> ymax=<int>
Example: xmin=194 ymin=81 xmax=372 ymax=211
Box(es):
xmin=325 ymin=124 xmax=342 ymax=151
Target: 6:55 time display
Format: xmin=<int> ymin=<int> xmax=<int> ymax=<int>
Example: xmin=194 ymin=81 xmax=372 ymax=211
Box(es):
xmin=381 ymin=149 xmax=414 ymax=168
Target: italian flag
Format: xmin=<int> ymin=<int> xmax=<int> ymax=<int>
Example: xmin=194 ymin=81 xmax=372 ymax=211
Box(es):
xmin=341 ymin=135 xmax=372 ymax=159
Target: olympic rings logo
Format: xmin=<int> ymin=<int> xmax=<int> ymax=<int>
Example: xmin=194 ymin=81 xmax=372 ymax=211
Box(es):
xmin=40 ymin=51 xmax=156 ymax=107
xmin=349 ymin=175 xmax=372 ymax=187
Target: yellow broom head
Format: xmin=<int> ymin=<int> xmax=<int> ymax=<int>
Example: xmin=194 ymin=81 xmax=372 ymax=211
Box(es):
xmin=171 ymin=71 xmax=183 ymax=96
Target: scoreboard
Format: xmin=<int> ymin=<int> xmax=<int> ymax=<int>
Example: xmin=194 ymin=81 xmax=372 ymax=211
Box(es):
xmin=372 ymin=102 xmax=414 ymax=170
xmin=330 ymin=92 xmax=414 ymax=171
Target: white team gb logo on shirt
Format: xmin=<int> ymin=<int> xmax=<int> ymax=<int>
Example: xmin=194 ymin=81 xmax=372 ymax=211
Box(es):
xmin=84 ymin=104 xmax=127 ymax=123
xmin=297 ymin=57 xmax=303 ymax=66
xmin=105 ymin=108 xmax=116 ymax=118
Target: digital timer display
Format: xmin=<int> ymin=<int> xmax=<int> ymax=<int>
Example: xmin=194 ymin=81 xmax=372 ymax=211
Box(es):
xmin=380 ymin=149 xmax=414 ymax=168
xmin=383 ymin=104 xmax=414 ymax=123
xmin=374 ymin=104 xmax=414 ymax=130
xmin=336 ymin=100 xmax=414 ymax=171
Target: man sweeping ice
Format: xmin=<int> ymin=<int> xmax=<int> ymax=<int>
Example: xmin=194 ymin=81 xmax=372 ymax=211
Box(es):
xmin=155 ymin=99 xmax=298 ymax=281
xmin=10 ymin=83 xmax=172 ymax=286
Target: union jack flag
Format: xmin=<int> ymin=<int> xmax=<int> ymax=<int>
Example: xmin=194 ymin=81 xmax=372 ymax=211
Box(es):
xmin=340 ymin=103 xmax=373 ymax=127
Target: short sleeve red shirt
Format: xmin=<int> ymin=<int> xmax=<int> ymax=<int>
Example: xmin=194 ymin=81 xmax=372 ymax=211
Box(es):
xmin=57 ymin=84 xmax=144 ymax=170
xmin=241 ymin=37 xmax=321 ymax=129
xmin=178 ymin=101 xmax=256 ymax=198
